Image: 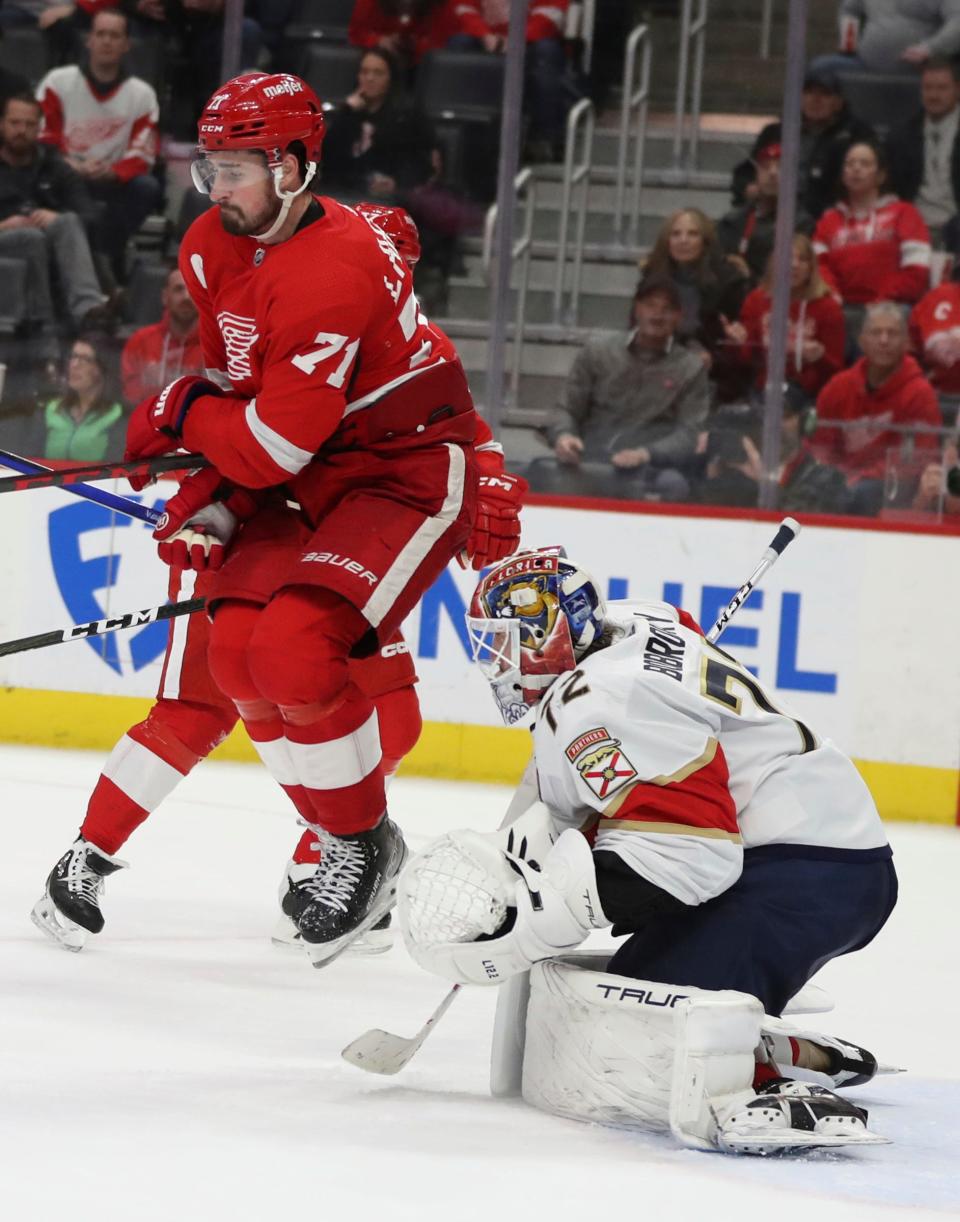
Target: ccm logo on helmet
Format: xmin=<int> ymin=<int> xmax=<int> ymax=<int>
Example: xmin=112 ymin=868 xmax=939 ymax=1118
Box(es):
xmin=302 ymin=552 xmax=379 ymax=586
xmin=264 ymin=78 xmax=304 ymax=99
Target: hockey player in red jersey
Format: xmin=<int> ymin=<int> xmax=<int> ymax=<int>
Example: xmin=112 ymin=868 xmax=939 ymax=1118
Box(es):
xmin=31 ymin=189 xmax=524 ymax=954
xmin=115 ymin=75 xmax=520 ymax=966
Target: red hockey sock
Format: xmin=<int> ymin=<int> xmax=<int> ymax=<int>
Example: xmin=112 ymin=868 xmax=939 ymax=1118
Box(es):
xmin=81 ymin=699 xmax=236 ymax=855
xmin=375 ymin=684 xmax=422 ymax=779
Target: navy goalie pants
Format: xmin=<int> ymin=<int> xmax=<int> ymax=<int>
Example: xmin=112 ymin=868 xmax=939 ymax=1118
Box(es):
xmin=606 ymin=844 xmax=898 ymax=1017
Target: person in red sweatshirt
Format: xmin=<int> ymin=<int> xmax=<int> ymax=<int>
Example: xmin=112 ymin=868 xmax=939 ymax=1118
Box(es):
xmin=348 ymin=0 xmax=460 ymax=66
xmin=120 ymin=264 xmax=204 ymax=404
xmin=909 ymin=271 xmax=960 ymax=395
xmin=813 ymin=141 xmax=931 ymax=306
xmin=449 ymin=1 xmax=569 ymax=156
xmin=812 ymin=301 xmax=943 ymax=514
xmin=722 ymin=232 xmax=845 ymax=400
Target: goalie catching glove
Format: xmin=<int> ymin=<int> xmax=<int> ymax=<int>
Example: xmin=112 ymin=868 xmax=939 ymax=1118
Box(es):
xmin=398 ymin=826 xmax=609 ymax=986
xmin=153 ymin=466 xmax=258 ymax=571
xmin=458 ymin=461 xmax=527 ymax=571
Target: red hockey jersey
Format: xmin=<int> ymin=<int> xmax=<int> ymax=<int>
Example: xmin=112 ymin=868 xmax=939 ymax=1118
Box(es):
xmin=177 ymin=196 xmax=476 ymax=509
xmin=452 ymin=1 xmax=568 ymax=41
xmin=813 ymin=196 xmax=931 ymax=305
xmin=735 ymin=288 xmax=845 ymax=397
xmin=909 ymin=283 xmax=960 ymax=395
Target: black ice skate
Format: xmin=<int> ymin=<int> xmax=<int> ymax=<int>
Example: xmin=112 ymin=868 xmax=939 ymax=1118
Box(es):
xmin=31 ymin=837 xmax=127 ymax=952
xmin=762 ymin=1022 xmax=905 ymax=1089
xmin=272 ymin=857 xmax=394 ymax=955
xmin=718 ymin=1080 xmax=890 ymax=1155
xmin=294 ymin=817 xmax=407 ymax=968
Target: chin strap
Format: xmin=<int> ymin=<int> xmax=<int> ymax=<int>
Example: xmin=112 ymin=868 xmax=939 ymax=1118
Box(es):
xmin=254 ymin=161 xmax=318 ymax=243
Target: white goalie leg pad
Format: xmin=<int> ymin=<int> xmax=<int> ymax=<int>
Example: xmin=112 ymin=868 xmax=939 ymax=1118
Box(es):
xmin=520 ymin=954 xmax=762 ymax=1142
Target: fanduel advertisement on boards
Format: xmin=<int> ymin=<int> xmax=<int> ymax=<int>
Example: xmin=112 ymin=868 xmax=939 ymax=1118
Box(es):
xmin=0 ymin=490 xmax=957 ymax=773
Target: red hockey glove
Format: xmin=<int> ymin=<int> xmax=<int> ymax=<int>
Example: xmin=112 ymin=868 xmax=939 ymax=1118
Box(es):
xmin=153 ymin=466 xmax=258 ymax=572
xmin=459 ymin=469 xmax=527 ymax=571
xmin=124 ymin=376 xmax=225 ymax=487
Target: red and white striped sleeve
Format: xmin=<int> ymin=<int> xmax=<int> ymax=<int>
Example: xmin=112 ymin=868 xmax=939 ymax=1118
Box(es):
xmin=112 ymin=82 xmax=159 ymax=182
xmin=527 ymin=1 xmax=568 ymax=40
xmin=36 ymin=72 xmax=66 ymax=150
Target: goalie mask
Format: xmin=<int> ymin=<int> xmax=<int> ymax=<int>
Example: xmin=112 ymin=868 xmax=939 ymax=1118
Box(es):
xmin=466 ymin=548 xmax=605 ymax=725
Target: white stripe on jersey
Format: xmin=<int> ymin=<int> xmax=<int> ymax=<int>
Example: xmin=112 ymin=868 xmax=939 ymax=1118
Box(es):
xmin=363 ymin=443 xmax=466 ymax=629
xmin=244 ymin=398 xmax=315 ymax=474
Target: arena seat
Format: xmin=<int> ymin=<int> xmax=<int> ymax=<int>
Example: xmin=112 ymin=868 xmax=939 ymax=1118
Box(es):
xmin=837 ymin=72 xmax=922 ymax=140
xmin=415 ymin=51 xmax=505 ymax=123
xmin=285 ymin=0 xmax=354 ymax=72
xmin=0 ymin=258 xmax=28 ymax=333
xmin=299 ymin=43 xmax=362 ymax=107
xmin=0 ymin=27 xmax=49 ymax=86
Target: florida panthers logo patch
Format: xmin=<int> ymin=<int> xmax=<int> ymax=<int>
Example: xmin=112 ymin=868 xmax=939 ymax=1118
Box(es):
xmin=572 ymin=736 xmax=638 ymax=801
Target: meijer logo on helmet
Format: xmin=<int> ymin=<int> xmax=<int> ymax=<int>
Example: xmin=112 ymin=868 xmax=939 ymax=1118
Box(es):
xmin=264 ymin=78 xmax=304 ymax=99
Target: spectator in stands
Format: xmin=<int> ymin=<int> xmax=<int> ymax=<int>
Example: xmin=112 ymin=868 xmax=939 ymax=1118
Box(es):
xmin=124 ymin=1 xmax=262 ymax=120
xmin=700 ymin=385 xmax=851 ymax=513
xmin=811 ymin=0 xmax=960 ymax=75
xmin=718 ymin=141 xmax=814 ymax=284
xmin=641 ymin=207 xmax=748 ymax=355
xmin=323 ymin=47 xmax=459 ymax=308
xmin=37 ymin=8 xmax=160 ymax=285
xmin=730 ymin=68 xmax=874 ymax=218
xmin=909 ymin=264 xmax=960 ymax=393
xmin=722 ymin=234 xmax=845 ymax=401
xmin=812 ymin=301 xmax=942 ymax=513
xmin=348 ymin=0 xmax=460 ymax=67
xmin=0 ymin=1 xmax=108 ymax=65
xmin=814 ymin=141 xmax=931 ymax=306
xmin=528 ymin=277 xmax=709 ymax=503
xmin=23 ymin=332 xmax=125 ymax=461
xmin=0 ymin=93 xmax=110 ymax=334
xmin=448 ymin=1 xmax=569 ymax=160
xmin=886 ymin=57 xmax=960 ymax=248
xmin=120 ymin=264 xmax=201 ymax=403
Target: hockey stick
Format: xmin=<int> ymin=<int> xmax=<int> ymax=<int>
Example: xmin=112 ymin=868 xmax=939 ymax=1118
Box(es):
xmin=0 ymin=598 xmax=205 ymax=658
xmin=0 ymin=452 xmax=207 ymax=495
xmin=341 ymin=518 xmax=803 ymax=1077
xmin=0 ymin=449 xmax=164 ymax=526
xmin=706 ymin=517 xmax=800 ymax=644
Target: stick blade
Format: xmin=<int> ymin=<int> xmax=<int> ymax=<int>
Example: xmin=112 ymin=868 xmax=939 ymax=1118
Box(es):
xmin=341 ymin=1028 xmax=421 ymax=1075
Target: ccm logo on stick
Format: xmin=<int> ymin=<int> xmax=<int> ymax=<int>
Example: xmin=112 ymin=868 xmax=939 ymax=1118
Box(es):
xmin=302 ymin=552 xmax=379 ymax=585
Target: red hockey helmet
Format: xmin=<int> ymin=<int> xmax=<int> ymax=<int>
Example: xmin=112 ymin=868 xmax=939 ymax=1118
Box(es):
xmin=355 ymin=202 xmax=422 ymax=268
xmin=197 ymin=72 xmax=325 ymax=169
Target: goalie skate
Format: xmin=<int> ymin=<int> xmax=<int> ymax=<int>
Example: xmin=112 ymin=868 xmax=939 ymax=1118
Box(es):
xmin=31 ymin=838 xmax=126 ymax=952
xmin=718 ymin=1081 xmax=890 ymax=1155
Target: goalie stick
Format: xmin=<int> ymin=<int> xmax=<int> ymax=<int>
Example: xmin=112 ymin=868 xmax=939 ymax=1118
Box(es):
xmin=341 ymin=518 xmax=804 ymax=1077
xmin=0 ymin=449 xmax=164 ymax=526
xmin=0 ymin=453 xmax=207 ymax=495
xmin=0 ymin=598 xmax=205 ymax=658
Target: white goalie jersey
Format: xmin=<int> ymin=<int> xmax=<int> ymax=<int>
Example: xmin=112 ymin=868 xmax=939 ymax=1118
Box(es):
xmin=530 ymin=600 xmax=888 ymax=908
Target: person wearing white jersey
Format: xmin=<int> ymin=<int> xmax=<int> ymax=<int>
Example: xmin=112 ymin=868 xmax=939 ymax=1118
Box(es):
xmin=398 ymin=547 xmax=898 ymax=1154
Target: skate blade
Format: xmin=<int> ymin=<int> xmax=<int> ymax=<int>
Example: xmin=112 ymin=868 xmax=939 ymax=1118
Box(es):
xmin=30 ymin=896 xmax=87 ymax=952
xmin=721 ymin=1128 xmax=890 ymax=1155
xmin=271 ymin=916 xmax=392 ymax=956
xmin=877 ymin=1063 xmax=907 ymax=1076
xmin=306 ymin=848 xmax=406 ymax=970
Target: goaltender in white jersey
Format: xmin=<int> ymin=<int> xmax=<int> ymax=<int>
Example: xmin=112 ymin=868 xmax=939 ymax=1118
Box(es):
xmin=398 ymin=547 xmax=899 ymax=1155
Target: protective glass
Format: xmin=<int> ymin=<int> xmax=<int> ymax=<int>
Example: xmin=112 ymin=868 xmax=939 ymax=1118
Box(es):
xmin=191 ymin=155 xmax=273 ymax=196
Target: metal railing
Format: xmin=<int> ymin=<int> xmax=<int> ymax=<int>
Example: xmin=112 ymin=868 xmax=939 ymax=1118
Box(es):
xmin=672 ymin=0 xmax=709 ymax=172
xmin=614 ymin=22 xmax=651 ymax=242
xmin=553 ymin=97 xmax=594 ymax=325
xmin=565 ymin=0 xmax=596 ymax=73
xmin=482 ymin=167 xmax=537 ymax=401
xmin=760 ymin=0 xmax=773 ymax=59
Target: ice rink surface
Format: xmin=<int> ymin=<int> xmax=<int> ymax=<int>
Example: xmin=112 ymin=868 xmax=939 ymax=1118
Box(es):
xmin=2 ymin=744 xmax=958 ymax=1222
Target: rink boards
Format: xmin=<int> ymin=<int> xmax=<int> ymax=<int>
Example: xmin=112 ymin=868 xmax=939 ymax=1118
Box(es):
xmin=0 ymin=485 xmax=958 ymax=824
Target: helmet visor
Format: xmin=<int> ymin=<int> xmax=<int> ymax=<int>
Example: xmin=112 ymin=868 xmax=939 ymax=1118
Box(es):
xmin=191 ymin=154 xmax=273 ymax=196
